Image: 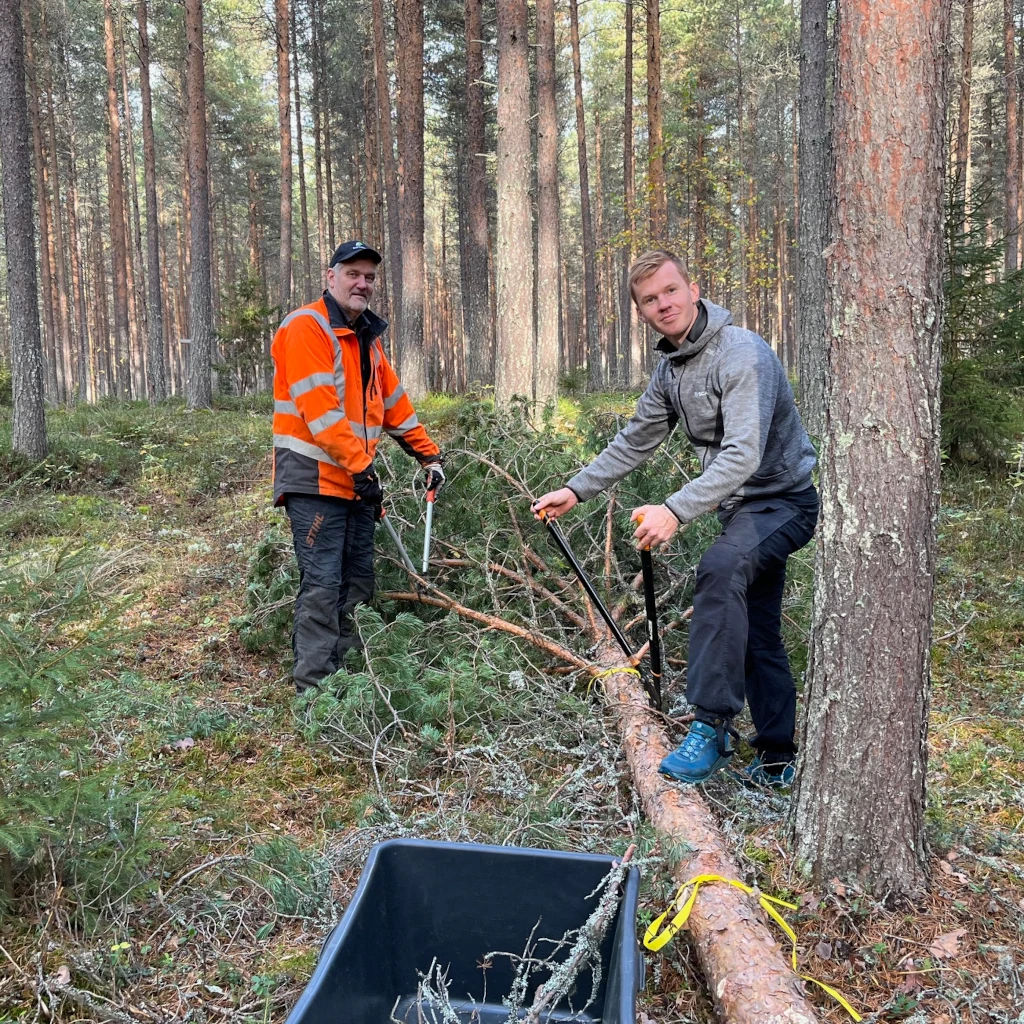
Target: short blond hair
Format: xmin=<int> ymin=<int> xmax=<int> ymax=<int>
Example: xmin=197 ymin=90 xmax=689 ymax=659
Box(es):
xmin=628 ymin=251 xmax=691 ymax=301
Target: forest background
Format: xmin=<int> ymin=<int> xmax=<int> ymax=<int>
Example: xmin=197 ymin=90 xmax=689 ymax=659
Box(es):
xmin=2 ymin=0 xmax=1024 ymax=1020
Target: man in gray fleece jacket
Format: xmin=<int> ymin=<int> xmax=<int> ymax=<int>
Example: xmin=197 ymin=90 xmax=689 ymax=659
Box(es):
xmin=533 ymin=251 xmax=818 ymax=787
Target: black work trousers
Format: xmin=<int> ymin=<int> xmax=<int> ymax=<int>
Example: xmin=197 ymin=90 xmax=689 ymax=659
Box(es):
xmin=685 ymin=486 xmax=819 ymax=757
xmin=284 ymin=494 xmax=377 ymax=692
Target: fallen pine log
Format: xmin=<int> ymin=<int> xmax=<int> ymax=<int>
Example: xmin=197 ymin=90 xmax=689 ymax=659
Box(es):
xmin=597 ymin=648 xmax=821 ymax=1024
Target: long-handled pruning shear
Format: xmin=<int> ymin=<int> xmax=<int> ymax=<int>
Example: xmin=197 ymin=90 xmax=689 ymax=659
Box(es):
xmin=635 ymin=514 xmax=663 ymax=710
xmin=380 ymin=506 xmax=418 ymax=576
xmin=421 ymin=483 xmax=437 ymax=574
xmin=536 ymin=509 xmax=662 ymax=710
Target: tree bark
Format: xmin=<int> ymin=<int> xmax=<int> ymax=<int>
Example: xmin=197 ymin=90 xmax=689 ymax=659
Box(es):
xmin=22 ymin=11 xmax=58 ymax=405
xmin=623 ymin=1 xmax=641 ymax=387
xmin=568 ymin=0 xmax=601 ymax=390
xmin=600 ymin=659 xmax=820 ymax=1024
xmin=0 ymin=0 xmax=47 ymax=456
xmin=102 ymin=0 xmax=133 ymax=398
xmin=372 ymin=0 xmax=403 ymax=340
xmin=1005 ymin=0 xmax=1020 ymax=274
xmin=735 ymin=3 xmax=747 ymax=329
xmin=65 ymin=121 xmax=90 ymax=403
xmin=796 ymin=0 xmax=828 ymax=436
xmin=462 ymin=0 xmax=494 ymax=386
xmin=185 ymin=0 xmax=213 ymax=409
xmin=790 ymin=0 xmax=949 ymax=895
xmin=138 ymin=0 xmax=167 ymax=401
xmin=494 ymin=0 xmax=534 ymax=408
xmin=647 ymin=0 xmax=667 ymax=243
xmin=118 ymin=0 xmax=148 ymax=399
xmin=310 ymin=0 xmax=326 ymax=267
xmin=535 ymin=0 xmax=559 ymax=411
xmin=953 ymin=0 xmax=973 ymax=234
xmin=277 ymin=0 xmax=293 ymax=309
xmin=396 ymin=0 xmax=427 ymax=397
xmin=292 ymin=0 xmax=312 ymax=300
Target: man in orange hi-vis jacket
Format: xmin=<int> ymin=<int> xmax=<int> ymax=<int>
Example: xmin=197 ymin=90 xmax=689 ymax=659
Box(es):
xmin=272 ymin=240 xmax=443 ymax=693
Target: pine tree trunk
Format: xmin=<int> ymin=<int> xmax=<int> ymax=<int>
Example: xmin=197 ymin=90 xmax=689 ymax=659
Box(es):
xmin=66 ymin=122 xmax=90 ymax=403
xmin=291 ymin=1 xmax=312 ymax=301
xmin=646 ymin=0 xmax=667 ymax=242
xmin=1 ymin=0 xmax=47 ymax=456
xmin=494 ymin=0 xmax=534 ymax=407
xmin=185 ymin=0 xmax=213 ymax=409
xmin=790 ymin=0 xmax=949 ymax=896
xmin=373 ymin=0 xmax=403 ymax=341
xmin=796 ymin=0 xmax=828 ymax=436
xmin=1005 ymin=0 xmax=1019 ymax=274
xmin=396 ymin=0 xmax=427 ymax=397
xmin=118 ymin=1 xmax=148 ymax=399
xmin=953 ymin=0 xmax=974 ymax=234
xmin=138 ymin=0 xmax=167 ymax=401
xmin=734 ymin=3 xmax=747 ymax=328
xmin=319 ymin=0 xmax=335 ymax=246
xmin=103 ymin=0 xmax=133 ymax=398
xmin=623 ymin=1 xmax=641 ymax=387
xmin=462 ymin=0 xmax=493 ymax=386
xmin=536 ymin=0 xmax=559 ymax=409
xmin=310 ymin=0 xmax=326 ymax=267
xmin=568 ymin=0 xmax=601 ymax=390
xmin=277 ymin=0 xmax=293 ymax=309
xmin=22 ymin=14 xmax=58 ymax=404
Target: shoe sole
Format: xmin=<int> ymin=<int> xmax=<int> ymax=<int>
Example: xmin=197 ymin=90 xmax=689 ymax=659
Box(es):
xmin=658 ymin=752 xmax=733 ymax=785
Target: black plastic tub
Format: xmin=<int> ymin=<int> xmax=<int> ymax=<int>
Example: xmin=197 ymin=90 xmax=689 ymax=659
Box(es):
xmin=285 ymin=838 xmax=642 ymax=1024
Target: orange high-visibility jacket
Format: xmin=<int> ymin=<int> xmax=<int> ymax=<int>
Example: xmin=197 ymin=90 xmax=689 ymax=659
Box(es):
xmin=271 ymin=293 xmax=439 ymax=504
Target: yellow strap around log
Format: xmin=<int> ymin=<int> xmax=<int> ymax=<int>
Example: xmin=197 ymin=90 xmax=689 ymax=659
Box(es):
xmin=643 ymin=873 xmax=863 ymax=1021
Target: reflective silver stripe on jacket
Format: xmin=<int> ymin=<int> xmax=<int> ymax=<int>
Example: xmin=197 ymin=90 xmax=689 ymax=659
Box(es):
xmin=351 ymin=423 xmax=383 ymax=441
xmin=279 ymin=307 xmax=347 ymax=406
xmin=307 ymin=408 xmax=347 ymax=435
xmin=289 ymin=372 xmax=335 ymax=399
xmin=273 ymin=433 xmax=341 ymax=467
xmin=274 ymin=399 xmax=299 ymax=416
xmin=386 ymin=413 xmax=419 ymax=437
xmin=383 ymin=383 xmax=405 ymax=410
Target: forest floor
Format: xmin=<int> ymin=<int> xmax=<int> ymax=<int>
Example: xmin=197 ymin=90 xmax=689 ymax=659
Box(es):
xmin=1 ymin=397 xmax=1023 ymax=1024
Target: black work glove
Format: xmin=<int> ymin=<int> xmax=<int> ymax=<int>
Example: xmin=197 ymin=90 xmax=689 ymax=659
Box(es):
xmin=423 ymin=461 xmax=445 ymax=494
xmin=352 ymin=465 xmax=383 ymax=508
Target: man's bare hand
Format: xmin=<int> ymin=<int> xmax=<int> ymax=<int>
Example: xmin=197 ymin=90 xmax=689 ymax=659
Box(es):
xmin=532 ymin=487 xmax=578 ymax=521
xmin=631 ymin=504 xmax=682 ymax=548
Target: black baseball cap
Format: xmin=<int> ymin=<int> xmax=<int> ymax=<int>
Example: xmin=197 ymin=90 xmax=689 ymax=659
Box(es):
xmin=329 ymin=240 xmax=383 ymax=267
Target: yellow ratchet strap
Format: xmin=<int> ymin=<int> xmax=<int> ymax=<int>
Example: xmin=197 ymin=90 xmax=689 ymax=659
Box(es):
xmin=586 ymin=665 xmax=639 ymax=697
xmin=643 ymin=874 xmax=862 ymax=1022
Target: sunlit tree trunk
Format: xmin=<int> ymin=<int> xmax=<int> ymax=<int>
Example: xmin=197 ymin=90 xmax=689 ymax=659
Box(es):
xmin=463 ymin=0 xmax=493 ymax=386
xmin=138 ymin=0 xmax=167 ymax=401
xmin=1 ymin=0 xmax=47 ymax=456
xmin=396 ymin=0 xmax=427 ymax=396
xmin=1005 ymin=0 xmax=1019 ymax=274
xmin=647 ymin=0 xmax=666 ymax=242
xmin=185 ymin=0 xmax=213 ymax=409
xmin=796 ymin=0 xmax=827 ymax=435
xmin=569 ymin=0 xmax=600 ymax=390
xmin=494 ymin=0 xmax=534 ymax=407
xmin=791 ymin=0 xmax=949 ymax=896
xmin=623 ymin=1 xmax=641 ymax=386
xmin=292 ymin=1 xmax=312 ymax=300
xmin=277 ymin=0 xmax=293 ymax=309
xmin=102 ymin=0 xmax=132 ymax=397
xmin=953 ymin=0 xmax=973 ymax=235
xmin=373 ymin=0 xmax=403 ymax=344
xmin=536 ymin=0 xmax=560 ymax=410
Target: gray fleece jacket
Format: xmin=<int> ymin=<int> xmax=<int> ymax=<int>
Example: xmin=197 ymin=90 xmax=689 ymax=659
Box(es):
xmin=567 ymin=300 xmax=816 ymax=524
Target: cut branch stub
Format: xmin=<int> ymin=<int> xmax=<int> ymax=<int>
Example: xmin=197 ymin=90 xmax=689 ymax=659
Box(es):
xmin=597 ymin=646 xmax=821 ymax=1024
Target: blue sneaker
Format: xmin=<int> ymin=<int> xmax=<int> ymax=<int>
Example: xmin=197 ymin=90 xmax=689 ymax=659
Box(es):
xmin=742 ymin=755 xmax=796 ymax=790
xmin=659 ymin=720 xmax=734 ymax=784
